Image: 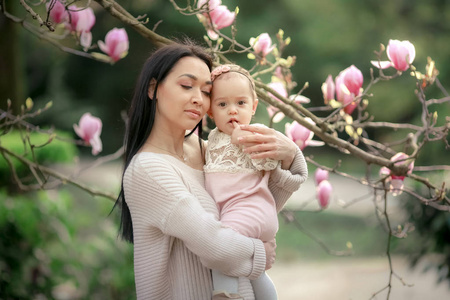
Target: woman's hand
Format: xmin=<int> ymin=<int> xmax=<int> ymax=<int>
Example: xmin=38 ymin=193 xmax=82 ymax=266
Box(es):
xmin=263 ymin=239 xmax=277 ymax=270
xmin=237 ymin=124 xmax=297 ymax=170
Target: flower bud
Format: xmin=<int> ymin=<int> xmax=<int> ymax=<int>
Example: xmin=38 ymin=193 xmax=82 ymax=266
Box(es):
xmin=73 ymin=113 xmax=103 ymax=155
xmin=315 ymin=168 xmax=329 ymax=185
xmin=317 ymin=180 xmax=332 ymax=209
xmin=321 ymin=74 xmax=335 ymax=105
xmin=98 ymin=28 xmax=129 ymax=62
xmin=250 ymin=33 xmax=275 ymax=58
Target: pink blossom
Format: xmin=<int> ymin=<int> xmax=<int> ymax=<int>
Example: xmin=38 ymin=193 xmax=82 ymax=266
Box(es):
xmin=390 ymin=152 xmax=414 ymax=180
xmin=67 ymin=5 xmax=95 ymax=33
xmin=335 ymin=66 xmax=363 ymax=115
xmin=209 ymin=5 xmax=235 ymax=30
xmin=371 ymin=39 xmax=416 ymax=72
xmin=197 ymin=0 xmax=235 ymax=37
xmin=98 ymin=28 xmax=129 ymax=62
xmin=342 ymin=65 xmax=363 ymax=95
xmin=315 ymin=168 xmax=329 ymax=185
xmin=73 ymin=113 xmax=103 ymax=155
xmin=285 ymin=118 xmax=324 ymax=150
xmin=250 ymin=33 xmax=275 ymax=58
xmin=379 ymin=152 xmax=414 ymax=196
xmin=67 ymin=5 xmax=95 ymax=49
xmin=317 ymin=180 xmax=332 ymax=209
xmin=321 ymin=75 xmax=335 ymax=105
xmin=46 ymin=0 xmax=68 ymax=24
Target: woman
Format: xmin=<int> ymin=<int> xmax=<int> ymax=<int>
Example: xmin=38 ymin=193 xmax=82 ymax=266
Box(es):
xmin=116 ymin=40 xmax=308 ymax=300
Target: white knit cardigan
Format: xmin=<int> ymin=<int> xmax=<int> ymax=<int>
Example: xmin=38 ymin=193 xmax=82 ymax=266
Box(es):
xmin=123 ymin=149 xmax=308 ymax=300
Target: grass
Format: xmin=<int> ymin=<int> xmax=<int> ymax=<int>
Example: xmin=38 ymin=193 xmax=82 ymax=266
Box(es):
xmin=276 ymin=209 xmax=422 ymax=262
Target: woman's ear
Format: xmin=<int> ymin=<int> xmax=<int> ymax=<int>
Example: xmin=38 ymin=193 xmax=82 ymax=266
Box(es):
xmin=148 ymin=78 xmax=157 ymax=100
xmin=252 ymin=98 xmax=259 ymax=115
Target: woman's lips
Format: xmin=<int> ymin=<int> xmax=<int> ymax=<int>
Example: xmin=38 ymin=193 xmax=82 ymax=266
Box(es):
xmin=185 ymin=109 xmax=201 ymax=119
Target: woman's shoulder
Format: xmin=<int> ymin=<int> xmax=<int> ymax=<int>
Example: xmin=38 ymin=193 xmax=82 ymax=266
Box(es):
xmin=126 ymin=152 xmax=177 ymax=175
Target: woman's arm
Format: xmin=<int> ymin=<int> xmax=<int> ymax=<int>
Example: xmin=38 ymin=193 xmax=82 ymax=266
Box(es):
xmin=125 ymin=154 xmax=266 ymax=279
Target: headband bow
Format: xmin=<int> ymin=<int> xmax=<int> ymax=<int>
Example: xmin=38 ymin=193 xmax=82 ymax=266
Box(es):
xmin=211 ymin=65 xmax=231 ymax=81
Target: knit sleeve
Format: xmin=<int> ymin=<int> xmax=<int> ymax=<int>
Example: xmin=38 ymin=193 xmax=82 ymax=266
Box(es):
xmin=269 ymin=147 xmax=308 ymax=212
xmin=125 ymin=155 xmax=266 ymax=280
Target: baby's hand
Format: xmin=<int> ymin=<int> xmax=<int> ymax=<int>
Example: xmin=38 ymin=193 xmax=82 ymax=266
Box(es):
xmin=231 ymin=121 xmax=246 ymax=145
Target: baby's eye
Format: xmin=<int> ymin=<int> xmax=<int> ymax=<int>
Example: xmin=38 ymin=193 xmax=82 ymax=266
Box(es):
xmin=218 ymin=102 xmax=227 ymax=107
xmin=238 ymin=100 xmax=247 ymax=105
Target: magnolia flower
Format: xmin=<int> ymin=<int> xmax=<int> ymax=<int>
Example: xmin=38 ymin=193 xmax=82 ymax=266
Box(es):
xmin=315 ymin=168 xmax=329 ymax=185
xmin=390 ymin=152 xmax=414 ymax=179
xmin=285 ymin=118 xmax=325 ymax=150
xmin=47 ymin=0 xmax=68 ymax=24
xmin=321 ymin=75 xmax=335 ymax=105
xmin=67 ymin=5 xmax=96 ymax=49
xmin=371 ymin=39 xmax=416 ymax=72
xmin=250 ymin=33 xmax=275 ymax=58
xmin=209 ymin=5 xmax=235 ymax=30
xmin=73 ymin=113 xmax=103 ymax=155
xmin=379 ymin=152 xmax=414 ymax=196
xmin=197 ymin=0 xmax=235 ymax=40
xmin=342 ymin=65 xmax=363 ymax=95
xmin=98 ymin=28 xmax=129 ymax=62
xmin=317 ymin=180 xmax=332 ymax=209
xmin=335 ymin=65 xmax=363 ymax=115
xmin=67 ymin=6 xmax=95 ymax=33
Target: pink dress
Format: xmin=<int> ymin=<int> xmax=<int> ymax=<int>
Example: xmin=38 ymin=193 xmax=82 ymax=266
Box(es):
xmin=204 ymin=128 xmax=279 ymax=242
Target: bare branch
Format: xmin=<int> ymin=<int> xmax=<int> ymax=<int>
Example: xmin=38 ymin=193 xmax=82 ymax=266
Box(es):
xmin=0 ymin=146 xmax=116 ymax=201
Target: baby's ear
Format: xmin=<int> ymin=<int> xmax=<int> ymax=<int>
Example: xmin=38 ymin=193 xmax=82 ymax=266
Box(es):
xmin=148 ymin=78 xmax=157 ymax=100
xmin=252 ymin=98 xmax=259 ymax=115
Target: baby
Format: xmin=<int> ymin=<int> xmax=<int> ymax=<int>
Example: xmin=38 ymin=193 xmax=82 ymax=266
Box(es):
xmin=205 ymin=64 xmax=279 ymax=300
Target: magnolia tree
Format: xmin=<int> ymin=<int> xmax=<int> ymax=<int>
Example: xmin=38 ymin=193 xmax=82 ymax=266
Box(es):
xmin=1 ymin=0 xmax=449 ymax=298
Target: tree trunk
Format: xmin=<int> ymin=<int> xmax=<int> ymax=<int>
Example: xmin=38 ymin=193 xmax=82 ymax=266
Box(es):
xmin=0 ymin=1 xmax=26 ymax=113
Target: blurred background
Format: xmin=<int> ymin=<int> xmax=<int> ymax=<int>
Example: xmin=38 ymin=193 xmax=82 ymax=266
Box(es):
xmin=1 ymin=0 xmax=449 ymax=299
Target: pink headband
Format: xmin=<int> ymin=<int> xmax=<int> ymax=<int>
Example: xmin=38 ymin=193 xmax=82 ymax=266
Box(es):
xmin=210 ymin=65 xmax=256 ymax=91
xmin=211 ymin=65 xmax=231 ymax=81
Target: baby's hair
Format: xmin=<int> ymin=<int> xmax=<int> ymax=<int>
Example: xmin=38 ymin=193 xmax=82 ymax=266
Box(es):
xmin=211 ymin=64 xmax=256 ymax=94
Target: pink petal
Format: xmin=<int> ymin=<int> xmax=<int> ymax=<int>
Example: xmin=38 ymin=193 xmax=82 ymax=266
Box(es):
xmin=370 ymin=60 xmax=393 ymax=69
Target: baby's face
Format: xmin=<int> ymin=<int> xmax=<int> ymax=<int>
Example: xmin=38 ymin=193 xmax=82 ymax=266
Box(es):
xmin=209 ymin=73 xmax=258 ymax=135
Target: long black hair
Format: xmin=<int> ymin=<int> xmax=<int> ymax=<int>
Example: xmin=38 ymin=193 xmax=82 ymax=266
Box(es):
xmin=115 ymin=40 xmax=213 ymax=243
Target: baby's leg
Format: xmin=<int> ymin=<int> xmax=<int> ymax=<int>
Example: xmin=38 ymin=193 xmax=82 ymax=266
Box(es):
xmin=251 ymin=271 xmax=278 ymax=300
xmin=212 ymin=269 xmax=239 ymax=294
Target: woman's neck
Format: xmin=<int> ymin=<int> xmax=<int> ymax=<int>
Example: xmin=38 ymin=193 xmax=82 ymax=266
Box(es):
xmin=139 ymin=120 xmax=186 ymax=158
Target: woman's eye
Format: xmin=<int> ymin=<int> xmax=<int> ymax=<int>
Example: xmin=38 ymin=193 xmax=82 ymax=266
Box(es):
xmin=181 ymin=85 xmax=192 ymax=89
xmin=202 ymin=90 xmax=211 ymax=97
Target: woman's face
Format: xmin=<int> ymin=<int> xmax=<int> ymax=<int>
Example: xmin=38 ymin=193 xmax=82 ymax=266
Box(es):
xmin=152 ymin=56 xmax=212 ymax=133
